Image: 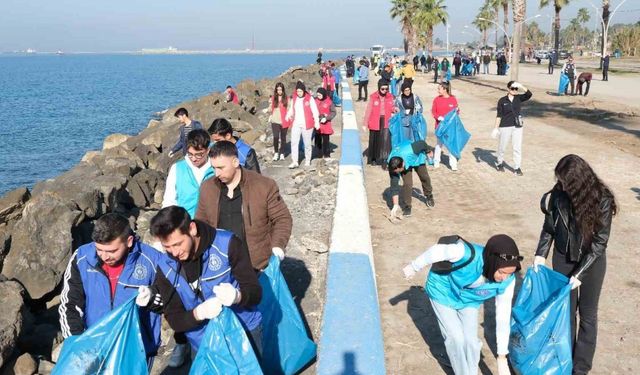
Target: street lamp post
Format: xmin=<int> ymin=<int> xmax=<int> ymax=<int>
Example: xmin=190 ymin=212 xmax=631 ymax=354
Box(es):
xmin=587 ymin=0 xmax=629 ymax=66
xmin=479 ymin=17 xmax=512 ymax=61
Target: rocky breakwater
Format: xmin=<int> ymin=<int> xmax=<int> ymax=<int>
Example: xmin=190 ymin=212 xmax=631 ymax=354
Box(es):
xmin=0 ymin=63 xmax=335 ymax=374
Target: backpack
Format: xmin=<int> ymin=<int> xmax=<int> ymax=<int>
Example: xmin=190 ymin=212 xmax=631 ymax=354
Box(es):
xmin=431 ymin=235 xmax=476 ymax=275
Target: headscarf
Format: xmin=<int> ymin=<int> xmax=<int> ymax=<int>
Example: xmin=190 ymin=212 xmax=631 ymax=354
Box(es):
xmin=316 ymin=87 xmax=327 ymax=100
xmin=482 ymin=234 xmax=522 ymax=282
xmin=295 ymin=81 xmax=306 ymax=93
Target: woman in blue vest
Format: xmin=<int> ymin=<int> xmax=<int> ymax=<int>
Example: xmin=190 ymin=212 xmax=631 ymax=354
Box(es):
xmin=402 ymin=234 xmax=522 ymax=375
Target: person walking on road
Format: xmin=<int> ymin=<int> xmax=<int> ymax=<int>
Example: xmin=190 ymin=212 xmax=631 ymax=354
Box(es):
xmin=402 ymin=234 xmax=522 ymax=375
xmin=268 ymin=82 xmax=291 ymax=161
xmin=562 ymin=57 xmax=579 ymax=95
xmin=548 ymin=51 xmax=555 ymax=74
xmin=533 ymin=154 xmax=617 ymax=375
xmin=602 ymin=54 xmax=610 ymax=81
xmin=493 ymin=81 xmax=532 ymax=176
xmin=314 ymin=87 xmax=337 ymax=159
xmin=364 ymin=79 xmax=395 ymax=167
xmin=285 ymin=81 xmax=320 ymax=168
xmin=395 ymin=81 xmax=424 ymax=142
xmin=482 ymin=53 xmax=491 ymax=75
xmin=431 ymin=81 xmax=460 ymax=171
xmin=357 ymin=60 xmax=370 ymax=101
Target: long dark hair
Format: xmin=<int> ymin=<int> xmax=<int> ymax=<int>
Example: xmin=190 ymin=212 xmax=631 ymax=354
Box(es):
xmin=554 ymin=154 xmax=617 ymax=244
xmin=272 ymin=82 xmax=288 ymax=108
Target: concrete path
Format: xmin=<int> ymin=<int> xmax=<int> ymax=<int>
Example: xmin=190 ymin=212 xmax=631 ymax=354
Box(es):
xmin=349 ymin=71 xmax=640 ymax=374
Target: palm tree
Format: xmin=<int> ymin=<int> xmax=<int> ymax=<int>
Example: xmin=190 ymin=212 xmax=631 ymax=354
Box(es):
xmin=600 ymin=0 xmax=610 ymax=68
xmin=540 ymin=0 xmax=572 ymax=63
xmin=473 ymin=4 xmax=497 ymax=48
xmin=487 ymin=0 xmax=510 ymax=53
xmin=390 ymin=0 xmax=415 ymax=54
xmin=413 ymin=0 xmax=448 ymax=53
xmin=511 ymin=0 xmax=526 ymax=80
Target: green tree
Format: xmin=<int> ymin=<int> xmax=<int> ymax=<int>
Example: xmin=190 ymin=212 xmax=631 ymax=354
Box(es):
xmin=413 ymin=0 xmax=448 ymax=52
xmin=540 ymin=0 xmax=572 ymax=63
xmin=390 ymin=0 xmax=416 ymax=54
xmin=473 ymin=4 xmax=497 ymax=48
xmin=612 ymin=23 xmax=640 ymax=56
xmin=524 ymin=21 xmax=547 ymax=48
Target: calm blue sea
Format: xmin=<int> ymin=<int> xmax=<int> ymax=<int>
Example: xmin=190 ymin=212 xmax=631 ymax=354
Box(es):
xmin=0 ymin=52 xmax=352 ymax=195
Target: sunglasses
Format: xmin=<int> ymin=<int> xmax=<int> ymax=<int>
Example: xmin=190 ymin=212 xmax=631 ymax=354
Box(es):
xmin=379 ymin=87 xmax=389 ymax=91
xmin=497 ymin=253 xmax=524 ymax=261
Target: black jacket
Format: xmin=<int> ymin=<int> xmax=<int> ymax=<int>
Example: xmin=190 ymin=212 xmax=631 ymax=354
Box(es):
xmin=535 ymin=186 xmax=614 ymax=279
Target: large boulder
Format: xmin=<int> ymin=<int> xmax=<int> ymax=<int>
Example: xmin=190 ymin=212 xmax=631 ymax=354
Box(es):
xmin=125 ymin=169 xmax=164 ymax=208
xmin=0 ymin=187 xmax=30 ymax=225
xmin=0 ymin=279 xmax=28 ymax=369
xmin=1 ymin=194 xmax=84 ymax=300
xmin=102 ymin=133 xmax=130 ymax=150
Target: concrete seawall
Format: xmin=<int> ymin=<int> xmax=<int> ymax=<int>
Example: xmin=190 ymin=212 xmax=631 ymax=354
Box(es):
xmin=317 ymin=68 xmax=385 ymax=375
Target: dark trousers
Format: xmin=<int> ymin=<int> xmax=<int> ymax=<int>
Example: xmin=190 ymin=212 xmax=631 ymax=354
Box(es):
xmin=454 ymin=64 xmax=460 ymax=76
xmin=400 ymin=165 xmax=433 ymax=208
xmin=271 ymin=122 xmax=288 ymax=154
xmin=577 ymin=80 xmax=591 ymax=96
xmin=602 ymin=68 xmax=608 ymax=81
xmin=553 ymin=252 xmax=607 ymax=375
xmin=335 ymin=83 xmax=340 ymax=94
xmin=319 ymin=134 xmax=331 ymax=157
xmin=358 ymin=80 xmax=369 ymax=100
xmin=549 ymin=63 xmax=554 ymax=74
xmin=433 ymin=69 xmax=439 ymax=83
xmin=565 ymin=75 xmax=575 ymax=95
xmin=368 ymin=129 xmax=382 ymax=164
xmin=174 ymin=331 xmax=187 ymax=344
xmin=248 ymin=324 xmax=263 ymax=361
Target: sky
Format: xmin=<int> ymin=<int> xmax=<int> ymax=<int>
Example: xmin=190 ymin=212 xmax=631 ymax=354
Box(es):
xmin=1 ymin=0 xmax=638 ymax=52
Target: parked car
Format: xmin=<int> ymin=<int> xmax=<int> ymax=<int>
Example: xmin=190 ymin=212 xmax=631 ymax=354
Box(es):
xmin=535 ymin=50 xmax=549 ymax=59
xmin=558 ymin=50 xmax=571 ymax=59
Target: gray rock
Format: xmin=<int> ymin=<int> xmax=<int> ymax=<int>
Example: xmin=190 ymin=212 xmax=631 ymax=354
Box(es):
xmin=0 ymin=187 xmax=30 ymax=225
xmin=2 ymin=194 xmax=83 ymax=300
xmin=37 ymin=359 xmax=55 ymax=375
xmin=228 ymin=119 xmax=253 ymax=133
xmin=0 ymin=280 xmax=27 ymax=369
xmin=102 ymin=133 xmax=130 ymax=150
xmin=12 ymin=353 xmax=37 ymax=375
xmin=80 ymin=150 xmax=101 ymax=163
xmin=300 ymin=235 xmax=328 ymax=254
xmin=285 ymin=188 xmax=299 ymax=196
xmin=239 ymin=129 xmax=263 ymax=145
xmin=0 ymin=224 xmax=12 ymax=271
xmin=147 ymin=119 xmax=162 ymax=129
xmin=293 ymin=176 xmax=305 ymax=186
xmin=126 ymin=169 xmax=164 ymax=208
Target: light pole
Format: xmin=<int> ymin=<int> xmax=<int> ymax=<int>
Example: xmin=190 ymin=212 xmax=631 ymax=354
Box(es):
xmin=587 ymin=0 xmax=629 ymax=63
xmin=446 ymin=23 xmax=450 ymax=57
xmin=479 ymin=17 xmax=512 ymax=61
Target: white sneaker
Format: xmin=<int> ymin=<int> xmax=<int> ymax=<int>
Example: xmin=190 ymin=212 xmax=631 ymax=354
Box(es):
xmin=279 ymin=153 xmax=285 ymax=160
xmin=451 ymin=166 xmax=458 ymax=171
xmin=304 ymin=160 xmax=311 ymax=167
xmin=272 ymin=153 xmax=279 ymax=161
xmin=288 ymin=162 xmax=299 ymax=169
xmin=168 ymin=343 xmax=189 ymax=368
xmin=433 ymin=162 xmax=440 ymax=169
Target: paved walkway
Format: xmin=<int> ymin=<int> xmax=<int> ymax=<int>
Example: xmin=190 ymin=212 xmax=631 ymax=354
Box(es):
xmin=349 ymin=72 xmax=640 ymax=374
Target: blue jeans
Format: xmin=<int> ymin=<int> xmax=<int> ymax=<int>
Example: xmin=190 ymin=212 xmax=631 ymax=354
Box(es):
xmin=430 ymin=299 xmax=482 ymax=375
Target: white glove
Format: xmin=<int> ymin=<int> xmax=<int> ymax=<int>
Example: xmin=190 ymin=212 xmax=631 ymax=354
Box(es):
xmin=272 ymin=247 xmax=285 ymax=261
xmin=533 ymin=256 xmax=546 ymax=272
xmin=390 ymin=204 xmax=402 ymax=219
xmin=136 ymin=286 xmax=151 ymax=307
xmin=320 ymin=117 xmax=327 ymax=124
xmin=314 ymin=122 xmax=320 ymax=130
xmin=437 ymin=116 xmax=444 ymax=122
xmin=491 ymin=127 xmax=500 ymax=139
xmin=193 ymin=297 xmax=223 ymax=320
xmin=168 ymin=151 xmax=175 ymax=158
xmin=213 ymin=283 xmax=240 ymax=306
xmin=403 ymin=263 xmax=417 ymax=280
xmin=497 ymin=355 xmax=511 ymax=375
xmin=569 ymin=276 xmax=582 ymax=290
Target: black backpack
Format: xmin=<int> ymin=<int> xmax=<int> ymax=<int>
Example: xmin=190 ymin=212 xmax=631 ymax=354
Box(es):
xmin=431 ymin=235 xmax=476 ymax=275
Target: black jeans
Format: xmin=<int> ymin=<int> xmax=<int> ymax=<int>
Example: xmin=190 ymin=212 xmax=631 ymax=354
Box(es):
xmin=316 ymin=134 xmax=331 ymax=157
xmin=553 ymin=251 xmax=607 ymax=375
xmin=400 ymin=165 xmax=433 ymax=208
xmin=549 ymin=63 xmax=554 ymax=74
xmin=358 ymin=80 xmax=369 ymax=100
xmin=565 ymin=75 xmax=575 ymax=95
xmin=602 ymin=68 xmax=608 ymax=81
xmin=577 ymin=80 xmax=591 ymax=96
xmin=271 ymin=122 xmax=288 ymax=154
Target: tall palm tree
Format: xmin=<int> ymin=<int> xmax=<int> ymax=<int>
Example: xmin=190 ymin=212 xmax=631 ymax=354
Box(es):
xmin=474 ymin=4 xmax=497 ymax=48
xmin=487 ymin=0 xmax=510 ymax=52
xmin=540 ymin=0 xmax=572 ymax=63
xmin=511 ymin=0 xmax=526 ymax=80
xmin=390 ymin=0 xmax=415 ymax=54
xmin=413 ymin=0 xmax=448 ymax=53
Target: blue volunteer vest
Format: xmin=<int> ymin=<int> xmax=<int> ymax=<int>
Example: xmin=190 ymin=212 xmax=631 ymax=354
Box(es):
xmin=235 ymin=139 xmax=252 ymax=167
xmin=157 ymin=229 xmax=261 ymax=352
xmin=426 ymin=242 xmax=515 ymax=310
xmin=388 ymin=140 xmax=427 ymax=169
xmin=175 ymin=159 xmax=214 ymax=217
xmin=76 ymin=240 xmax=162 ymax=355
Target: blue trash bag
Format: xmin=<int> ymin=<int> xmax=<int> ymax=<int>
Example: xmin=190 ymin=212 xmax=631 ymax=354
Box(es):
xmin=434 ymin=109 xmax=470 ymax=160
xmin=445 ymin=69 xmax=452 ymax=82
xmin=53 ymin=297 xmax=148 ymax=375
xmin=332 ymin=90 xmax=342 ymax=106
xmin=353 ymin=68 xmax=360 ymax=84
xmin=558 ymin=73 xmax=570 ymax=95
xmin=505 ymin=63 xmax=510 ymax=73
xmin=509 ymin=267 xmax=573 ymax=375
xmin=462 ymin=62 xmax=474 ymax=76
xmin=190 ymin=308 xmax=262 ymax=375
xmin=410 ymin=113 xmax=428 ymax=141
xmin=388 ymin=113 xmax=405 ymax=148
xmin=258 ymin=256 xmax=317 ymax=375
xmin=390 ymin=77 xmax=398 ymax=96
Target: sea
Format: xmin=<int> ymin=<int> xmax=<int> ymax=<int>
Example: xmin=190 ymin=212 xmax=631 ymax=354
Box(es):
xmin=0 ymin=52 xmax=355 ymax=196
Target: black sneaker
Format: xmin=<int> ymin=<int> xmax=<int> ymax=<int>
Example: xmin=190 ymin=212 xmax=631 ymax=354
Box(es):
xmin=402 ymin=207 xmax=412 ymax=217
xmin=496 ymin=163 xmax=505 ymax=172
xmin=515 ymin=168 xmax=524 ymax=176
xmin=426 ymin=195 xmax=435 ymax=208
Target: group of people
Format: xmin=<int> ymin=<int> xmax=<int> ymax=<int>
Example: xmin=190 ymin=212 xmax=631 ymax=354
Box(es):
xmin=60 ymin=108 xmax=295 ymax=370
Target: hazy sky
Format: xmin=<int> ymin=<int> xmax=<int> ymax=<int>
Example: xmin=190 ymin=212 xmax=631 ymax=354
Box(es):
xmin=1 ymin=0 xmax=638 ymax=52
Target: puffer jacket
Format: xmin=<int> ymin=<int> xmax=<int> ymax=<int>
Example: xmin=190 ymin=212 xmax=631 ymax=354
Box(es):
xmin=535 ymin=185 xmax=614 ymax=279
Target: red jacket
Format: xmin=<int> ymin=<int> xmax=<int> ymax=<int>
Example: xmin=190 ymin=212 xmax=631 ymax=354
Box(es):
xmin=270 ymin=95 xmax=292 ymax=129
xmin=291 ymin=93 xmax=316 ymax=130
xmin=323 ymin=73 xmax=336 ymax=91
xmin=431 ymin=95 xmax=458 ymax=128
xmin=315 ymin=97 xmax=335 ymax=135
xmin=364 ymin=92 xmax=395 ymax=130
xmin=228 ymin=89 xmax=240 ymax=104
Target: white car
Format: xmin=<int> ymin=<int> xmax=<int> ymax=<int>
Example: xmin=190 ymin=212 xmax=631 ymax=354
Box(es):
xmin=535 ymin=50 xmax=549 ymax=59
xmin=370 ymin=45 xmax=385 ymax=58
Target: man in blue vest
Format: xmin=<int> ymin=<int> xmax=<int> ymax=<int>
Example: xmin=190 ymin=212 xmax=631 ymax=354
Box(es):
xmin=163 ymin=129 xmax=214 ymax=218
xmin=136 ymin=206 xmax=263 ymax=358
xmin=161 ymin=128 xmax=214 ymax=366
xmin=388 ymin=140 xmax=435 ymax=219
xmin=59 ymin=213 xmax=162 ymax=367
xmin=208 ymin=118 xmax=261 ymax=173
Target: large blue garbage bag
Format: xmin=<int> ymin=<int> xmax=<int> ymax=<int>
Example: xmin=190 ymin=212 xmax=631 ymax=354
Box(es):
xmin=411 ymin=113 xmax=428 ymax=141
xmin=462 ymin=62 xmax=474 ymax=76
xmin=258 ymin=256 xmax=317 ymax=375
xmin=434 ymin=109 xmax=470 ymax=160
xmin=53 ymin=297 xmax=148 ymax=375
xmin=445 ymin=69 xmax=452 ymax=82
xmin=389 ymin=113 xmax=405 ymax=148
xmin=332 ymin=90 xmax=342 ymax=106
xmin=190 ymin=308 xmax=262 ymax=375
xmin=509 ymin=267 xmax=573 ymax=375
xmin=390 ymin=77 xmax=398 ymax=96
xmin=505 ymin=63 xmax=510 ymax=73
xmin=558 ymin=73 xmax=570 ymax=95
xmin=352 ymin=68 xmax=360 ymax=84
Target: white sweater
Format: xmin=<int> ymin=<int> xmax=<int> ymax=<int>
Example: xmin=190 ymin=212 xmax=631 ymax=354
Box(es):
xmin=411 ymin=241 xmax=515 ymax=355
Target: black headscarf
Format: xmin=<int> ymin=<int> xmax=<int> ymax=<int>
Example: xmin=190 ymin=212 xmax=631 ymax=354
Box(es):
xmin=401 ymin=80 xmax=412 ymax=95
xmin=482 ymin=234 xmax=522 ymax=282
xmin=316 ymin=87 xmax=327 ymax=100
xmin=295 ymin=81 xmax=306 ymax=93
xmin=378 ymin=79 xmax=390 ymax=96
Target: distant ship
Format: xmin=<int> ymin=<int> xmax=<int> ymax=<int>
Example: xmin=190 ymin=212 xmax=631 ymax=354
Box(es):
xmin=25 ymin=48 xmax=36 ymax=54
xmin=56 ymin=50 xmax=64 ymax=55
xmin=139 ymin=46 xmax=178 ymax=54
